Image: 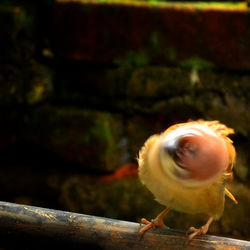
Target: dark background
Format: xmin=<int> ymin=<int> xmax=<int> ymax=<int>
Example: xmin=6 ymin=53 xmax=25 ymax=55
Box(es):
xmin=0 ymin=0 xmax=249 ymax=246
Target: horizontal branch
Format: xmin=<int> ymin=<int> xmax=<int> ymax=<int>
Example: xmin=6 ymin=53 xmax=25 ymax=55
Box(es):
xmin=0 ymin=201 xmax=249 ymax=249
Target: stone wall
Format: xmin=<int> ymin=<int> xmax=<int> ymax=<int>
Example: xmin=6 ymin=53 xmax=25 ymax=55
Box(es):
xmin=0 ymin=0 xmax=249 ymax=240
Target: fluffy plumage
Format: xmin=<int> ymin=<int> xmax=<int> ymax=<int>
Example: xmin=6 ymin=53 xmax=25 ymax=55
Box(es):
xmin=138 ymin=120 xmax=237 ymax=240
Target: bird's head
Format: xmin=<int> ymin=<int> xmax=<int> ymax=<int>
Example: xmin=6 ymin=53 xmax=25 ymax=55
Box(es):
xmin=159 ymin=125 xmax=229 ymax=187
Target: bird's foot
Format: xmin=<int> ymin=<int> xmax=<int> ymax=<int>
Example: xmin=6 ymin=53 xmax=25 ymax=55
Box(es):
xmin=186 ymin=217 xmax=213 ymax=241
xmin=139 ymin=217 xmax=166 ymax=238
xmin=139 ymin=208 xmax=170 ymax=239
xmin=187 ymin=225 xmax=209 ymax=241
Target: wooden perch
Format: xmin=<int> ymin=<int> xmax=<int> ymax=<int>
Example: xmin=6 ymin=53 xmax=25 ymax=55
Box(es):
xmin=0 ymin=201 xmax=249 ymax=249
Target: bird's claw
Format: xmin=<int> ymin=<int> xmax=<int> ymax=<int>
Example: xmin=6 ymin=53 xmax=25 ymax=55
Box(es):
xmin=140 ymin=218 xmax=151 ymax=226
xmin=187 ymin=225 xmax=209 ymax=241
xmin=140 ymin=217 xmax=166 ymax=228
xmin=139 ymin=217 xmax=166 ymax=239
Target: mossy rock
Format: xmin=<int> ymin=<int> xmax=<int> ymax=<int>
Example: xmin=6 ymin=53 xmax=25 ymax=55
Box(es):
xmin=22 ymin=106 xmax=129 ymax=172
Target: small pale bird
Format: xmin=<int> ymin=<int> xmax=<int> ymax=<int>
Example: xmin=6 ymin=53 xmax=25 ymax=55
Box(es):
xmin=138 ymin=120 xmax=237 ymax=241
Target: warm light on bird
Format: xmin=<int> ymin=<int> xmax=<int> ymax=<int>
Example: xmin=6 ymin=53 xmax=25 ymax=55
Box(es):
xmin=138 ymin=120 xmax=237 ymax=241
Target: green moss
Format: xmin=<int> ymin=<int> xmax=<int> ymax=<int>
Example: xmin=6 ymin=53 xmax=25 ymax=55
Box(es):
xmin=91 ymin=118 xmax=112 ymax=142
xmin=147 ymin=0 xmax=160 ymax=5
xmin=57 ymin=0 xmax=247 ymax=11
xmin=180 ymin=56 xmax=214 ymax=70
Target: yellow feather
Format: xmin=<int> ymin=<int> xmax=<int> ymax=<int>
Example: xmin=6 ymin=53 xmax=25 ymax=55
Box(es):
xmin=138 ymin=120 xmax=237 ymax=220
xmin=138 ymin=120 xmax=237 ymax=239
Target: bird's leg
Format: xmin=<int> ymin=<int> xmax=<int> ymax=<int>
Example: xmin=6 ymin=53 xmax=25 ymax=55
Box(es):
xmin=187 ymin=217 xmax=214 ymax=241
xmin=139 ymin=207 xmax=170 ymax=237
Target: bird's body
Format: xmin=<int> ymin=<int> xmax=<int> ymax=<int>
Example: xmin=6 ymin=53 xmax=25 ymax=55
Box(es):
xmin=139 ymin=136 xmax=225 ymax=218
xmin=138 ymin=120 xmax=236 ymax=240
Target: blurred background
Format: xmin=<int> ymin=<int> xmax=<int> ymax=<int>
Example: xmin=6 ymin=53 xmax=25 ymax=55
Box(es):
xmin=0 ymin=0 xmax=250 ymax=242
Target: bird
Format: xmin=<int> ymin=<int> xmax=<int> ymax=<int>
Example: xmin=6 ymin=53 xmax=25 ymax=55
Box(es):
xmin=138 ymin=120 xmax=237 ymax=241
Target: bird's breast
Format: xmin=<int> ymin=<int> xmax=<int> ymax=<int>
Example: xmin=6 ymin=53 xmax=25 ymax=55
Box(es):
xmin=139 ymin=137 xmax=225 ymax=219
